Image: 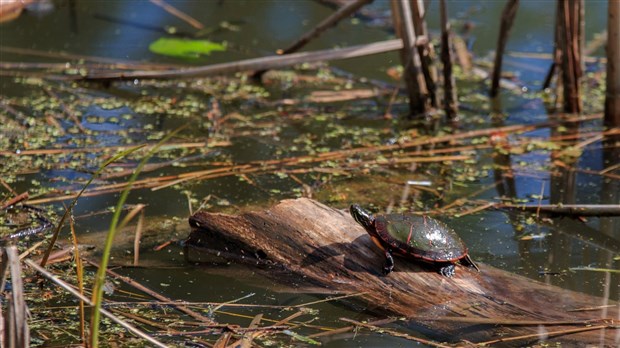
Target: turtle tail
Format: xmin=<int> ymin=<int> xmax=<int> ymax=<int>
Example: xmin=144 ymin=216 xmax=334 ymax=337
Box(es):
xmin=463 ymin=255 xmax=480 ymax=272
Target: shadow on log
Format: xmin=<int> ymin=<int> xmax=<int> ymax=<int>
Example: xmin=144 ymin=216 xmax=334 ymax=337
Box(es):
xmin=186 ymin=198 xmax=619 ymax=346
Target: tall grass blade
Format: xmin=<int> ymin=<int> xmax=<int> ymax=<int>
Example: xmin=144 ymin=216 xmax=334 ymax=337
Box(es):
xmin=89 ymin=127 xmax=184 ymax=347
xmin=40 ymin=145 xmax=145 ymax=267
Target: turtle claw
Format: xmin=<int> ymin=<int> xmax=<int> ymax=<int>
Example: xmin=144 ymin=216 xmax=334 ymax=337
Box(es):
xmin=382 ymin=249 xmax=395 ymax=275
xmin=382 ymin=264 xmax=394 ymax=275
xmin=439 ymin=264 xmax=455 ymax=277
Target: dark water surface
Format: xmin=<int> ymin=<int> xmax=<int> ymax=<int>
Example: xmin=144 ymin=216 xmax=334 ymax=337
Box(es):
xmin=1 ymin=1 xmax=617 ymax=346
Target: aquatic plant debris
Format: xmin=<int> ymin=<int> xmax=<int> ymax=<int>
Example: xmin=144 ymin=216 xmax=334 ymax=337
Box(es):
xmin=148 ymin=37 xmax=227 ymax=58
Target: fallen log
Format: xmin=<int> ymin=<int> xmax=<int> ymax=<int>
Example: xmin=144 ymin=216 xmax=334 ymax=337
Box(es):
xmin=186 ymin=198 xmax=619 ymax=346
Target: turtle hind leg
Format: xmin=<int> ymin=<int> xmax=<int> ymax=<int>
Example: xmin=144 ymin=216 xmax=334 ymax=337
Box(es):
xmin=382 ymin=249 xmax=395 ymax=275
xmin=462 ymin=255 xmax=480 ymax=272
xmin=439 ymin=264 xmax=455 ymax=277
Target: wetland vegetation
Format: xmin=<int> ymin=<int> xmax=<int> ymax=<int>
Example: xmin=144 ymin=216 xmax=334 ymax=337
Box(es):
xmin=0 ymin=0 xmax=618 ymax=346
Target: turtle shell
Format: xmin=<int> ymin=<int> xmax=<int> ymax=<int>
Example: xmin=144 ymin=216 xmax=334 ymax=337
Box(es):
xmin=374 ymin=214 xmax=468 ymax=263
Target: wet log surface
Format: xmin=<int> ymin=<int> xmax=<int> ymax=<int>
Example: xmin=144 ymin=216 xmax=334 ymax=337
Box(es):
xmin=186 ymin=198 xmax=619 ymax=346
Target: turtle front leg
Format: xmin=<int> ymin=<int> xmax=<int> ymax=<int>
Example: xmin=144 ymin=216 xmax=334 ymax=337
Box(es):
xmin=439 ymin=264 xmax=455 ymax=277
xmin=382 ymin=249 xmax=395 ymax=275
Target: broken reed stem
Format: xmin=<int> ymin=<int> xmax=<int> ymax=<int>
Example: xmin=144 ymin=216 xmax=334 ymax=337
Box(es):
xmin=133 ymin=209 xmax=145 ymax=266
xmin=24 ymin=259 xmax=168 ymax=348
xmin=439 ymin=0 xmax=458 ymax=119
xmin=536 ymin=181 xmax=545 ymax=220
xmin=69 ymin=216 xmax=87 ymax=345
xmin=3 ymin=246 xmax=29 ymax=347
xmin=490 ymin=0 xmax=519 ymax=97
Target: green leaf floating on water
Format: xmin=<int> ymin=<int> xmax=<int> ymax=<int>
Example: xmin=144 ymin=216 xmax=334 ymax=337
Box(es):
xmin=149 ymin=37 xmax=226 ymax=58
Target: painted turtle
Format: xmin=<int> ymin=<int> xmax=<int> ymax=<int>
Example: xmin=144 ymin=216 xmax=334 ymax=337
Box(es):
xmin=350 ymin=204 xmax=479 ymax=277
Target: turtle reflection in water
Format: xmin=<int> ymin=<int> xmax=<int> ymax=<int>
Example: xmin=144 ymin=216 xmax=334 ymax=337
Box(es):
xmin=350 ymin=204 xmax=479 ymax=277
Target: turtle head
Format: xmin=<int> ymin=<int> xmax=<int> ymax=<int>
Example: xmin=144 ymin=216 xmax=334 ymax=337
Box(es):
xmin=350 ymin=204 xmax=375 ymax=229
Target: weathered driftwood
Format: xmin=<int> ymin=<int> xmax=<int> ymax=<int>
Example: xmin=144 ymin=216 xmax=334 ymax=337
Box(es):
xmin=186 ymin=198 xmax=619 ymax=346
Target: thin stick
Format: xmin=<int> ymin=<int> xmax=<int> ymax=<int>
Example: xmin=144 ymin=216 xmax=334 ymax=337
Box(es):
xmin=149 ymin=0 xmax=204 ymax=29
xmin=153 ymin=240 xmax=173 ymax=251
xmin=24 ymin=259 xmax=167 ymax=347
xmin=0 ymin=192 xmax=28 ymax=210
xmin=0 ymin=178 xmax=18 ymax=196
xmin=536 ymin=181 xmax=545 ymax=220
xmin=84 ymin=39 xmax=404 ymax=80
xmin=293 ymin=291 xmax=368 ymax=308
xmin=340 ymin=318 xmax=452 ymax=348
xmin=281 ymin=0 xmax=371 ymax=55
xmin=476 ymin=324 xmax=615 ymax=345
xmin=454 ymin=201 xmax=496 ymax=217
xmin=133 ymin=209 xmax=145 ymax=266
xmin=18 ymin=240 xmax=45 ymax=260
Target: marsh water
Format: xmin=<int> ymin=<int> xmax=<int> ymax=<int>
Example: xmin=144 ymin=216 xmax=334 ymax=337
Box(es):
xmin=1 ymin=1 xmax=618 ymax=346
